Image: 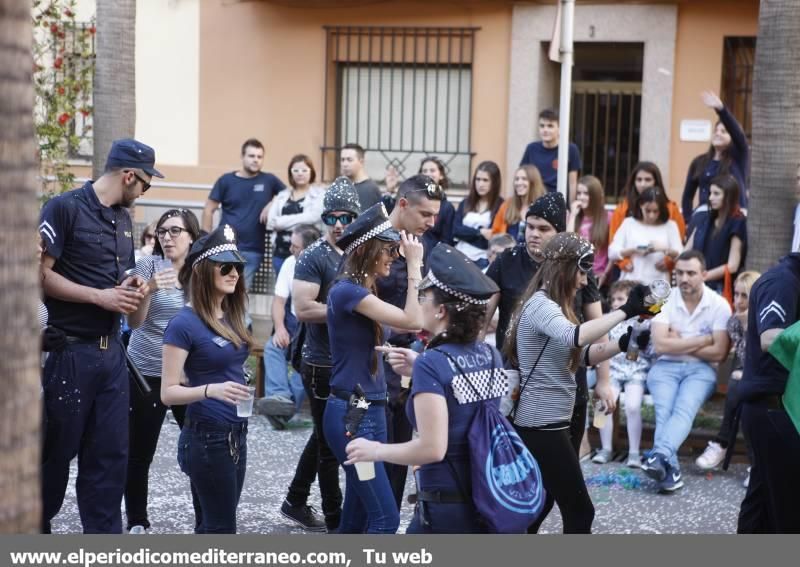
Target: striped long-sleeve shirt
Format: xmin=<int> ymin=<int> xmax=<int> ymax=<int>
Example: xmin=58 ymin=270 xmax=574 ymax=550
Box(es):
xmin=513 ymin=290 xmax=587 ymax=429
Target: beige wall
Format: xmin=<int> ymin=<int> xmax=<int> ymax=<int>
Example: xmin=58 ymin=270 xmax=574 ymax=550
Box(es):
xmin=195 ymin=0 xmax=512 ymax=188
xmin=668 ymin=0 xmax=758 ymax=200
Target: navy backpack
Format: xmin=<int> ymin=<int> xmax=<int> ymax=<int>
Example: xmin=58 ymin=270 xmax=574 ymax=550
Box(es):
xmin=434 ymin=347 xmax=546 ymax=533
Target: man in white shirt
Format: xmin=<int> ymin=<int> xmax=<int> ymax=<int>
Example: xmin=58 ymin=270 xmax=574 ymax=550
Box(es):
xmin=642 ymin=250 xmax=731 ymax=492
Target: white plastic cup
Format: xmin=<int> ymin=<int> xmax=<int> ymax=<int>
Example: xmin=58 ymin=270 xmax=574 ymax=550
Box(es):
xmin=354 ymin=460 xmax=376 ymax=481
xmin=155 ymin=257 xmax=178 ymax=294
xmin=236 ymin=386 xmax=256 ymax=418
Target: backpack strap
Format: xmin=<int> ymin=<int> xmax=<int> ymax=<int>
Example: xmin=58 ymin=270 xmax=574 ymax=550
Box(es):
xmin=510 ymin=337 xmax=549 ymax=422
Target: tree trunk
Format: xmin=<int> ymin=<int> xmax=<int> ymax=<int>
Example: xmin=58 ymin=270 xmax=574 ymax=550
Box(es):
xmin=0 ymin=0 xmax=43 ymax=533
xmin=748 ymin=0 xmax=800 ymax=273
xmin=92 ymin=0 xmax=137 ymax=179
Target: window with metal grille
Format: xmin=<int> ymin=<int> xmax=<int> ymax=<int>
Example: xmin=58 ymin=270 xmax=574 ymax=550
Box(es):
xmin=321 ymin=26 xmax=477 ymax=189
xmin=722 ymin=37 xmax=755 ymax=140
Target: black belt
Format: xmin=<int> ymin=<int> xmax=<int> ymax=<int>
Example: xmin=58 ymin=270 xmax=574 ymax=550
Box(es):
xmin=417 ymin=490 xmax=466 ymax=504
xmin=184 ymin=417 xmax=248 ymax=433
xmin=64 ymin=334 xmax=113 ymax=350
xmin=331 ymin=388 xmax=387 ymax=406
xmin=749 ymin=394 xmax=785 ymax=410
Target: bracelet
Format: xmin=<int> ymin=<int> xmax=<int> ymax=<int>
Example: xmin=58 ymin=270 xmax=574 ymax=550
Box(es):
xmin=204 ymin=384 xmax=209 ymax=399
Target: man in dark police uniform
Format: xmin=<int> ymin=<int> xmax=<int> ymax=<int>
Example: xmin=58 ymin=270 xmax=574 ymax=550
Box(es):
xmin=737 ymin=252 xmax=800 ymax=533
xmin=38 ymin=139 xmax=163 ymax=533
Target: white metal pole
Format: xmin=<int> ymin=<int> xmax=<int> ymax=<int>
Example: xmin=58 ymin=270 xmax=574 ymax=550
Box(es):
xmin=556 ymin=0 xmax=575 ymax=202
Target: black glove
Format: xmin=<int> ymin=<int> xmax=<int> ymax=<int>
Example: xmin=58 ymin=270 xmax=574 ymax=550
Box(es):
xmin=42 ymin=326 xmax=67 ymax=352
xmin=617 ymin=326 xmax=652 ymax=353
xmin=619 ymin=284 xmax=651 ymax=319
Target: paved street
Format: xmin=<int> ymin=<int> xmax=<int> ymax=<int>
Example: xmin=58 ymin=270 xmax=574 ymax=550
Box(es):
xmin=51 ymin=412 xmax=750 ymax=535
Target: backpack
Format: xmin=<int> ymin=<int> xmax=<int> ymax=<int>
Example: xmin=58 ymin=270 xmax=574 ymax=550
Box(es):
xmin=433 ymin=347 xmax=546 ymax=533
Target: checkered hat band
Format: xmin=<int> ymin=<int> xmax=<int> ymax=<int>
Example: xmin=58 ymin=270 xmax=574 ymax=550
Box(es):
xmin=344 ymin=220 xmax=394 ymax=255
xmin=192 ymin=243 xmax=239 ymax=268
xmin=427 ymin=270 xmax=489 ymax=305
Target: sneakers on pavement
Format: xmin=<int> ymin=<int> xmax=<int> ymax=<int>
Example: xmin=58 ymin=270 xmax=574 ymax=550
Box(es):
xmin=592 ymin=449 xmax=613 ymax=464
xmin=641 ymin=452 xmax=668 ymax=482
xmin=258 ymin=395 xmax=296 ymax=417
xmin=280 ymin=500 xmax=327 ymax=532
xmin=658 ymin=466 xmax=684 ymax=493
xmin=626 ymin=452 xmax=641 ymax=468
xmin=128 ymin=525 xmax=147 ymax=535
xmin=695 ymin=441 xmax=726 ymax=470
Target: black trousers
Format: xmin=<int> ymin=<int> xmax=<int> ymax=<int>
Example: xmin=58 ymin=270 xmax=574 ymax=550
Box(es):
xmin=737 ymin=402 xmax=800 ymax=533
xmin=516 ymin=426 xmax=595 ymax=534
xmin=714 ymin=377 xmax=741 ymax=448
xmin=286 ymin=363 xmax=342 ymax=530
xmin=569 ymin=368 xmax=589 ymax=455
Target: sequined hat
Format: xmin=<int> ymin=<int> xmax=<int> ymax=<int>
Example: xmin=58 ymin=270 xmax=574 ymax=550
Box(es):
xmin=417 ymin=243 xmax=499 ymax=305
xmin=526 ymin=191 xmax=567 ymax=233
xmin=336 ymin=202 xmax=400 ymax=255
xmin=323 ymin=176 xmax=361 ymax=216
xmin=187 ymin=224 xmax=246 ymax=268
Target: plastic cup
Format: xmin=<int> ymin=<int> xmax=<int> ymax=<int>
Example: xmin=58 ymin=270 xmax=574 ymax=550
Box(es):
xmin=645 ymin=279 xmax=671 ymax=313
xmin=354 ymin=461 xmax=376 ymax=481
xmin=236 ymin=386 xmax=256 ymax=418
xmin=155 ymin=257 xmax=178 ymax=294
xmin=400 ymin=375 xmax=411 ymax=389
xmin=592 ymin=401 xmax=608 ymax=429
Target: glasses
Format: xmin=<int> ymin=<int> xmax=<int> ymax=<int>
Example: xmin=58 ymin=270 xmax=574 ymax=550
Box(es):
xmin=381 ymin=244 xmax=401 ymax=258
xmin=216 ymin=263 xmax=244 ymax=276
xmin=577 ymin=250 xmax=595 ymax=273
xmin=126 ymin=170 xmax=151 ymax=193
xmin=156 ymin=226 xmax=190 ymax=239
xmin=322 ymin=213 xmax=355 ymax=226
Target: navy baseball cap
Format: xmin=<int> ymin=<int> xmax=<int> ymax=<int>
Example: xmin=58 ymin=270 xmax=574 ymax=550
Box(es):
xmin=105 ymin=138 xmax=164 ymax=178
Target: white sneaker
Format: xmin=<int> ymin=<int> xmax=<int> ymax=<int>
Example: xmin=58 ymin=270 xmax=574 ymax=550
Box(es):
xmin=592 ymin=449 xmax=612 ymax=464
xmin=695 ymin=441 xmax=725 ymax=470
xmin=626 ymin=452 xmax=642 ymax=468
xmin=128 ymin=525 xmax=147 ymax=535
xmin=743 ymin=466 xmax=751 ymax=488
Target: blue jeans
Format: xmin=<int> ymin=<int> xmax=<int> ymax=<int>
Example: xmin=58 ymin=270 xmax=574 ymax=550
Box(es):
xmin=240 ymin=250 xmax=263 ymax=291
xmin=323 ymin=396 xmax=399 ymax=534
xmin=263 ymin=337 xmax=304 ymax=412
xmin=177 ymin=419 xmax=247 ymax=534
xmin=646 ymin=360 xmax=716 ymax=469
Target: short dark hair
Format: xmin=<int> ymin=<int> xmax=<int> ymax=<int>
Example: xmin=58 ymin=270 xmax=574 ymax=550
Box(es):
xmin=676 ymin=249 xmax=707 ymax=270
xmin=538 ymin=108 xmax=559 ymax=123
xmin=241 ymin=138 xmax=264 ymax=156
xmin=341 ymin=143 xmax=365 ymax=160
xmin=397 ymin=174 xmax=443 ymax=204
xmin=287 ymin=154 xmax=317 ymax=188
xmin=292 ymin=223 xmax=321 ymax=249
xmin=489 ymin=233 xmax=516 ymax=249
xmin=609 ymin=279 xmax=640 ymax=297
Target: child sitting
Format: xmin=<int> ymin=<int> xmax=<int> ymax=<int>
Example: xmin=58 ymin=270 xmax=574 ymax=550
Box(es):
xmin=592 ymin=280 xmax=652 ymax=467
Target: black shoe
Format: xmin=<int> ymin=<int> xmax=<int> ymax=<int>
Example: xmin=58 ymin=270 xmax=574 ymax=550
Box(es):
xmin=658 ymin=466 xmax=684 ymax=493
xmin=641 ymin=452 xmax=668 ymax=482
xmin=257 ymin=395 xmax=295 ymax=417
xmin=266 ymin=415 xmax=289 ymax=431
xmin=280 ymin=500 xmax=327 ymax=532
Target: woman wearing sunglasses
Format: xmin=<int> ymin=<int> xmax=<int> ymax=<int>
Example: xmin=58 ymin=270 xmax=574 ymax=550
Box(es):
xmin=323 ymin=203 xmax=424 ymax=534
xmin=124 ymin=208 xmax=200 ymax=534
xmin=504 ymin=233 xmax=652 ymax=533
xmin=161 ymin=224 xmax=254 ymax=534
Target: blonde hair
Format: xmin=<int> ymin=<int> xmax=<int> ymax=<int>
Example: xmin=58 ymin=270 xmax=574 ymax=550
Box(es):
xmin=734 ymin=270 xmax=761 ymax=295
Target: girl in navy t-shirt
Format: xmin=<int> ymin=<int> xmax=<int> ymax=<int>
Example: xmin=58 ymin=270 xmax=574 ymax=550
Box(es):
xmin=323 ymin=203 xmax=424 ymax=534
xmin=162 ymin=225 xmax=254 ymax=534
xmin=345 ymin=243 xmax=504 ymax=533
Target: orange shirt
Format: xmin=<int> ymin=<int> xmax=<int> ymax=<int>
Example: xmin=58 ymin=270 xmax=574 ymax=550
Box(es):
xmin=491 ymin=201 xmax=512 ymax=234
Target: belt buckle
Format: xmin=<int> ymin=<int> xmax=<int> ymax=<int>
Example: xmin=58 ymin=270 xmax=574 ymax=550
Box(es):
xmin=99 ymin=335 xmax=109 ymax=350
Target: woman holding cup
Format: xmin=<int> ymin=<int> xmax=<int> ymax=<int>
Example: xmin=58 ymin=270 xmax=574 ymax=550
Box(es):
xmin=162 ymin=224 xmax=254 ymax=534
xmin=345 ymin=243 xmax=505 ymax=533
xmin=323 ymin=203 xmax=424 ymax=534
xmin=124 ymin=208 xmax=199 ymax=534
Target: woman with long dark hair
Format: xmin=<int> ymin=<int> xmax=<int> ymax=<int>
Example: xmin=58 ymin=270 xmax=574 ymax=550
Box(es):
xmin=681 ymin=91 xmax=749 ymax=222
xmin=454 ymin=161 xmax=504 ymax=268
xmin=505 ymin=233 xmax=651 ymax=533
xmin=492 ymin=165 xmax=546 ymax=241
xmin=161 ymin=224 xmax=254 ymax=533
xmin=344 ymin=243 xmax=503 ymax=533
xmin=124 ymin=208 xmax=200 ymax=534
xmin=608 ymin=187 xmax=682 ymax=285
xmin=323 ymin=203 xmax=424 ymax=533
xmin=685 ymin=174 xmax=747 ymax=294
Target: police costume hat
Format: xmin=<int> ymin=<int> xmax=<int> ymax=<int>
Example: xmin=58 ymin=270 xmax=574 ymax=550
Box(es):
xmin=336 ymin=202 xmax=400 ymax=255
xmin=418 ymin=243 xmax=499 ymax=305
xmin=105 ymin=138 xmax=164 ymax=178
xmin=187 ymin=224 xmax=246 ymax=268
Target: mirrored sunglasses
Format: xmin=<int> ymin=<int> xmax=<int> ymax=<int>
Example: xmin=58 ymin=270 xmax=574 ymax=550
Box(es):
xmin=322 ymin=213 xmax=355 ymax=226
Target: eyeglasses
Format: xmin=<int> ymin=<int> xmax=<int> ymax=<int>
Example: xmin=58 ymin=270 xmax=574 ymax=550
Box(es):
xmin=216 ymin=263 xmax=244 ymax=276
xmin=322 ymin=213 xmax=356 ymax=226
xmin=126 ymin=170 xmax=151 ymax=193
xmin=381 ymin=244 xmax=401 ymax=258
xmin=156 ymin=226 xmax=190 ymax=239
xmin=577 ymin=250 xmax=595 ymax=273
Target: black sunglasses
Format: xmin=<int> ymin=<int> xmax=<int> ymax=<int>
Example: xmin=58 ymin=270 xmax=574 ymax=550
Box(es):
xmin=127 ymin=170 xmax=151 ymax=193
xmin=322 ymin=213 xmax=356 ymax=226
xmin=156 ymin=226 xmax=190 ymax=238
xmin=216 ymin=263 xmax=244 ymax=276
xmin=381 ymin=244 xmax=401 ymax=258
